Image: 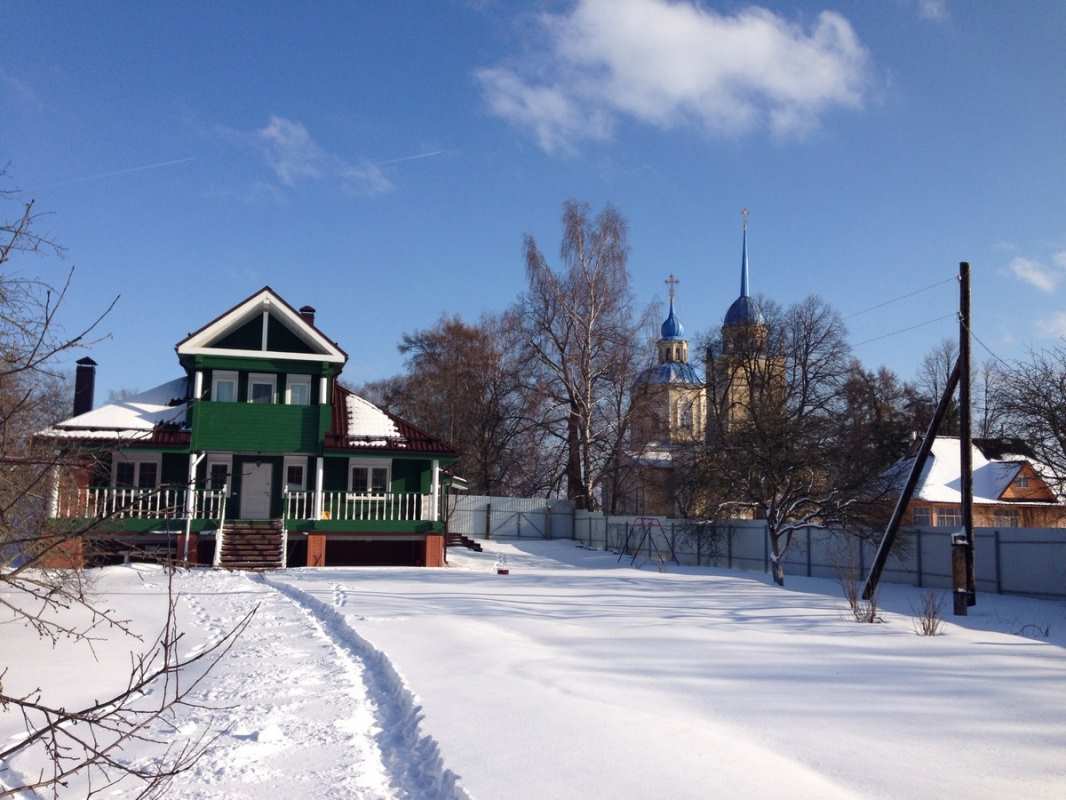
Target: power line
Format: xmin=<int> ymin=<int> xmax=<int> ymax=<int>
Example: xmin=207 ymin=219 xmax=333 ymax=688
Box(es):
xmin=844 ymin=275 xmax=956 ymax=320
xmin=961 ymin=319 xmax=1012 ymax=369
xmin=852 ymin=313 xmax=958 ymax=348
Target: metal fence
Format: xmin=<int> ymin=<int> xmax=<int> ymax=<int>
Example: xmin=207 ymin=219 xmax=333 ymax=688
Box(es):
xmin=449 ymin=495 xmax=575 ymax=540
xmin=452 ymin=496 xmax=1066 ymax=598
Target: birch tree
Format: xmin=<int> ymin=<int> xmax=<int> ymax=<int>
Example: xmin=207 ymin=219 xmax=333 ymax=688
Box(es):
xmin=519 ymin=201 xmax=643 ymax=510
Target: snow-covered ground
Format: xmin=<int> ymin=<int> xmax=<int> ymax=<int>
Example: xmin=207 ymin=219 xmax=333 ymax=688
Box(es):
xmin=3 ymin=540 xmax=1065 ymax=798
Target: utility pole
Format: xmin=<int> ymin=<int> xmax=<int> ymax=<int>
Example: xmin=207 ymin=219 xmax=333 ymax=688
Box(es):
xmin=958 ymin=262 xmax=976 ymax=607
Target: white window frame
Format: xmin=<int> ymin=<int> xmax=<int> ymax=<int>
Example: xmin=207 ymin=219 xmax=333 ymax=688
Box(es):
xmin=205 ymin=454 xmax=233 ymax=492
xmin=111 ymin=451 xmax=163 ymax=489
xmin=347 ymin=458 xmax=391 ymax=495
xmin=211 ymin=370 xmax=238 ymax=402
xmin=912 ymin=506 xmax=932 ymax=527
xmin=247 ymin=372 xmax=277 ymax=405
xmin=283 ymin=456 xmax=308 ymax=492
xmin=1014 ymin=475 xmax=1031 ymax=489
xmin=285 ymin=374 xmax=312 ymax=406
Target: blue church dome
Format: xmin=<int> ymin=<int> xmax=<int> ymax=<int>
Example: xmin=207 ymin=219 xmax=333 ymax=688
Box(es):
xmin=724 ymin=295 xmax=763 ymax=327
xmin=660 ymin=304 xmax=685 ymax=340
xmin=636 ymin=361 xmax=702 ymax=386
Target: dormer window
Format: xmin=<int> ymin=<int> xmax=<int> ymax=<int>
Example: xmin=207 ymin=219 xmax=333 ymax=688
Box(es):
xmin=1015 ymin=475 xmax=1030 ymax=489
xmin=248 ymin=373 xmax=276 ymax=404
xmin=286 ymin=374 xmax=311 ymax=406
xmin=212 ymin=370 xmax=238 ymax=402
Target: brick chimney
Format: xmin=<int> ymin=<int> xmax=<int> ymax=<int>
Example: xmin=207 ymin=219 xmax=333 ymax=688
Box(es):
xmin=73 ymin=357 xmax=97 ymax=416
xmin=299 ymin=305 xmax=316 ymax=326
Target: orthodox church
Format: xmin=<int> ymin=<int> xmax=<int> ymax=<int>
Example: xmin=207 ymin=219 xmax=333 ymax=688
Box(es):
xmin=624 ymin=212 xmax=767 ymax=516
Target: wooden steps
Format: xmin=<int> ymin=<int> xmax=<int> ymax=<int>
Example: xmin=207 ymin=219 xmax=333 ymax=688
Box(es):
xmin=220 ymin=520 xmax=285 ymax=570
xmin=446 ymin=532 xmax=483 ymax=553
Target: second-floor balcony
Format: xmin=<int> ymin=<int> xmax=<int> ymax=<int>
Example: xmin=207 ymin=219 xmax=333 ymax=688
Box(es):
xmin=189 ymin=401 xmax=330 ymax=453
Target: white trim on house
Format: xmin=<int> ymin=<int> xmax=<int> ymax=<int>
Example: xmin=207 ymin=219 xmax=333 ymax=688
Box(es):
xmin=211 ymin=370 xmax=238 ymax=402
xmin=111 ymin=450 xmax=163 ymax=489
xmin=285 ymin=374 xmax=312 ymax=406
xmin=283 ymin=456 xmax=308 ymax=492
xmin=347 ymin=457 xmax=391 ymax=494
xmin=176 ymin=289 xmax=346 ymax=363
xmin=247 ymin=373 xmax=277 ymax=404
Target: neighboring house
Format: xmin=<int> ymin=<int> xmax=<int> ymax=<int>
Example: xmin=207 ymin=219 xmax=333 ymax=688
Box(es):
xmin=39 ymin=287 xmax=457 ymax=568
xmin=900 ymin=436 xmax=1065 ymax=529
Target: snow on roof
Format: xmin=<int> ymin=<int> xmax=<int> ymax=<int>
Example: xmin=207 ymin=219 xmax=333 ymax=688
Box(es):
xmin=905 ymin=436 xmax=1044 ymax=505
xmin=40 ymin=378 xmax=188 ymax=438
xmin=345 ymin=393 xmax=401 ymax=443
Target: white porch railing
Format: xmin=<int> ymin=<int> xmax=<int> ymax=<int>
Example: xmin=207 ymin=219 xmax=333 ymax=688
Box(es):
xmin=54 ymin=486 xmax=229 ymax=520
xmin=283 ymin=491 xmax=431 ymax=522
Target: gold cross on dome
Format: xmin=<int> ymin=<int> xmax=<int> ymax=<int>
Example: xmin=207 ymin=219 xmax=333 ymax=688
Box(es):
xmin=665 ymin=274 xmax=679 ymax=303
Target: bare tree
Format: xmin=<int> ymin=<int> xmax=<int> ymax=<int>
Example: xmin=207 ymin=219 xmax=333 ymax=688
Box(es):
xmin=995 ymin=344 xmax=1066 ymax=493
xmin=698 ymin=295 xmax=886 ymax=585
xmin=1 ymin=174 xmax=249 ymax=797
xmin=519 ymin=200 xmax=645 ymax=509
xmin=917 ymin=338 xmax=960 ymax=435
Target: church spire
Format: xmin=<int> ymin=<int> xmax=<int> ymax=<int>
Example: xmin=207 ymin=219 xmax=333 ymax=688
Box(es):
xmin=740 ymin=208 xmax=750 ymax=298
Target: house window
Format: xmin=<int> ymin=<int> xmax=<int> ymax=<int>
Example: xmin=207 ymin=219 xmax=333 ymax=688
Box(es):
xmin=994 ymin=509 xmax=1020 ymax=528
xmin=283 ymin=456 xmax=307 ymax=492
xmin=206 ymin=455 xmax=232 ymax=491
xmin=1014 ymin=475 xmax=1030 ymax=489
xmin=912 ymin=506 xmax=932 ymax=526
xmin=212 ymin=370 xmax=238 ymax=402
xmin=286 ymin=374 xmax=311 ymax=406
xmin=112 ymin=453 xmax=161 ymax=490
xmin=248 ymin=373 xmax=276 ymax=404
xmin=349 ymin=459 xmax=390 ymax=495
xmin=935 ymin=507 xmax=962 ymax=528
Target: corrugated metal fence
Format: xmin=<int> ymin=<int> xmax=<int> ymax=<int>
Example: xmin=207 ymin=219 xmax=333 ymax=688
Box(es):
xmin=450 ymin=496 xmax=1066 ymax=598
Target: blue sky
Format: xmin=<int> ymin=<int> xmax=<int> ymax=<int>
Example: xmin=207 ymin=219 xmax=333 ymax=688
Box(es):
xmin=2 ymin=0 xmax=1064 ymax=398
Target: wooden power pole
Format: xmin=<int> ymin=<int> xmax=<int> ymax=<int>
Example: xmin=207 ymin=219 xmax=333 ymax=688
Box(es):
xmin=959 ymin=261 xmax=976 ymax=607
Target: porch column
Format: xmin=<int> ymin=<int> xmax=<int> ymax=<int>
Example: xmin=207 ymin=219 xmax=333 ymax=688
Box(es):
xmin=319 ymin=376 xmax=328 ymax=403
xmin=183 ymin=452 xmax=205 ymax=563
xmin=430 ymin=459 xmax=440 ymax=521
xmin=314 ymin=456 xmax=324 ymax=520
xmin=193 ymin=369 xmax=203 ymax=400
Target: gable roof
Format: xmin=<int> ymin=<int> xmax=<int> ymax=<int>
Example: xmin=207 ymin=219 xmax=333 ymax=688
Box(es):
xmin=326 ymin=383 xmax=456 ymax=455
xmin=892 ymin=436 xmax=1061 ymax=506
xmin=38 ymin=378 xmax=190 ymax=444
xmin=176 ymin=286 xmax=347 ymax=364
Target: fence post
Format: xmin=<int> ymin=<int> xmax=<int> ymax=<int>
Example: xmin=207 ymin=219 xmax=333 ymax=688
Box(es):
xmin=485 ymin=503 xmax=492 ymax=539
xmin=994 ymin=530 xmax=1002 ymax=594
xmin=763 ymin=527 xmax=769 ymax=573
xmin=806 ymin=528 xmax=813 ymax=577
xmin=545 ymin=505 xmax=552 ymax=539
xmin=916 ymin=529 xmax=923 ymax=588
xmin=858 ymin=537 xmax=865 ymax=576
xmin=517 ymin=511 xmax=522 ymax=538
xmin=727 ymin=526 xmax=733 ymax=570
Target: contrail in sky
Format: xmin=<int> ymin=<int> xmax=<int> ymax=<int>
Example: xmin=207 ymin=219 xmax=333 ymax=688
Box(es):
xmin=373 ymin=150 xmax=445 ymax=167
xmin=42 ymin=156 xmax=196 ymax=188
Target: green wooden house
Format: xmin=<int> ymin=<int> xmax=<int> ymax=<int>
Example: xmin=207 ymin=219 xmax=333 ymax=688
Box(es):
xmin=40 ymin=287 xmax=457 ymax=568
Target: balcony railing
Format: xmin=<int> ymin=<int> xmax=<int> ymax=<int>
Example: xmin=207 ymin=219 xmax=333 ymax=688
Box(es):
xmin=54 ymin=486 xmax=228 ymax=520
xmin=283 ymin=491 xmax=431 ymax=522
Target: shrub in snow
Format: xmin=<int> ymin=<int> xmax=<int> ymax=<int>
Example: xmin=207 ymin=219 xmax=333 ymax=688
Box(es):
xmin=911 ymin=591 xmax=944 ymax=636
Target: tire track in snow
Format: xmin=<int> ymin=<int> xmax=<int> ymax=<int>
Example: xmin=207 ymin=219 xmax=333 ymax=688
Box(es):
xmin=258 ymin=574 xmax=471 ymax=800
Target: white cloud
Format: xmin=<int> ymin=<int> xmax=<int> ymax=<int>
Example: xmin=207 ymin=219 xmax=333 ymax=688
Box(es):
xmin=252 ymin=116 xmax=393 ymax=195
xmin=476 ymin=0 xmax=872 ymax=153
xmin=1054 ymin=250 xmax=1066 ymax=270
xmin=916 ymin=0 xmax=949 ymax=22
xmin=1036 ymin=311 xmax=1066 ymax=339
xmin=1008 ymin=255 xmax=1065 ymax=293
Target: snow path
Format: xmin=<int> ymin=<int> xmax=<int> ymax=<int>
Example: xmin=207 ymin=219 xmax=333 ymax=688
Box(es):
xmin=259 ymin=573 xmax=471 ymax=800
xmin=156 ymin=569 xmax=396 ymax=800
